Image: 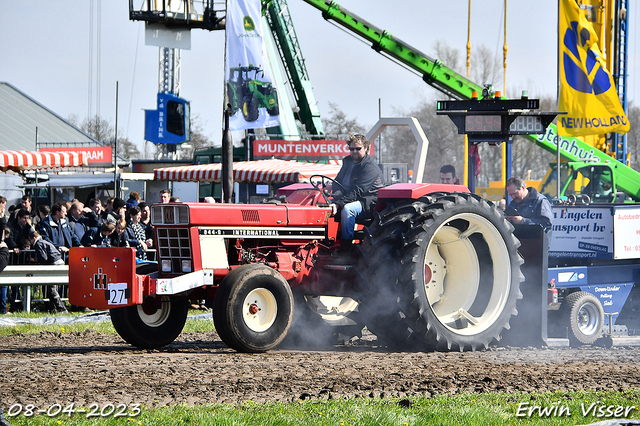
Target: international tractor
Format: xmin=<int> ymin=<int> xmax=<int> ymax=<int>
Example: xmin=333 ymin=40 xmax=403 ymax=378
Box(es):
xmin=69 ymin=120 xmax=524 ymax=353
xmin=226 ymin=65 xmax=279 ymax=122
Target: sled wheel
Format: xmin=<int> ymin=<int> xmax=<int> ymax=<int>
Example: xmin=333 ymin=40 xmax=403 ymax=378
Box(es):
xmin=242 ymin=95 xmax=259 ymax=122
xmin=280 ymin=291 xmax=362 ymax=349
xmin=562 ymin=291 xmax=604 ymax=345
xmin=360 ymin=193 xmax=523 ymax=351
xmin=213 ymin=264 xmax=293 ymax=353
xmin=110 ymin=296 xmax=189 ymax=349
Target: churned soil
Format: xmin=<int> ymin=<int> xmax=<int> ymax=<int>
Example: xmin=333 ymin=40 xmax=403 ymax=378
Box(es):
xmin=1 ymin=329 xmax=639 ymax=409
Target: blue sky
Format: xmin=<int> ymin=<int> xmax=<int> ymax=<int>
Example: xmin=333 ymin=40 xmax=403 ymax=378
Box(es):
xmin=0 ymin=1 xmax=635 ymax=151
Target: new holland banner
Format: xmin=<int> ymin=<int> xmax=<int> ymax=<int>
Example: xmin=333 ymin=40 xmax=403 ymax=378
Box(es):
xmin=225 ymin=0 xmax=280 ymax=130
xmin=558 ymin=0 xmax=629 ymax=137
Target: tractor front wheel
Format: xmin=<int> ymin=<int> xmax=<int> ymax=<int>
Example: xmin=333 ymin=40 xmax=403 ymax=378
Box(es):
xmin=242 ymin=95 xmax=259 ymax=122
xmin=562 ymin=291 xmax=604 ymax=345
xmin=213 ymin=264 xmax=294 ymax=352
xmin=110 ymin=296 xmax=189 ymax=349
xmin=360 ymin=193 xmax=523 ymax=351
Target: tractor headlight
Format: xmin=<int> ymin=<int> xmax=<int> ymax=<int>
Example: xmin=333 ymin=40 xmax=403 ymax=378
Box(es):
xmin=161 ymin=260 xmax=172 ymax=273
xmin=182 ymin=260 xmax=192 ymax=273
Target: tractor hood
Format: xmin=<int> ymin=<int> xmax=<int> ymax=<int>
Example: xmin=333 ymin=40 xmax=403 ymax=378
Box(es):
xmin=152 ymin=202 xmax=330 ymax=228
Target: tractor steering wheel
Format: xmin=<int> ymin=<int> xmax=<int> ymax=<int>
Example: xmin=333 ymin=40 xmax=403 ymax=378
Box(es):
xmin=309 ymin=175 xmax=347 ymax=204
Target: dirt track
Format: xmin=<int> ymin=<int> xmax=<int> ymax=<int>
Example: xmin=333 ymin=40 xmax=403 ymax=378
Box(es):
xmin=1 ymin=329 xmax=640 ymax=409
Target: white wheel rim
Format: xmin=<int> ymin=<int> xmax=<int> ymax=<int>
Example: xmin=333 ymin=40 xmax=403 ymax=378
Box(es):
xmin=577 ymin=302 xmax=600 ymax=336
xmin=137 ymin=297 xmax=171 ymax=327
xmin=425 ymin=212 xmax=511 ymax=336
xmin=243 ymin=288 xmax=278 ymax=332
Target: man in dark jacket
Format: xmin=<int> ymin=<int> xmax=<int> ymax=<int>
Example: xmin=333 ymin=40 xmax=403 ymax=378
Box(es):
xmin=5 ymin=208 xmax=35 ymax=250
xmin=505 ymin=176 xmax=553 ymax=233
xmin=330 ymin=133 xmax=384 ymax=242
xmin=37 ymin=203 xmax=82 ymax=253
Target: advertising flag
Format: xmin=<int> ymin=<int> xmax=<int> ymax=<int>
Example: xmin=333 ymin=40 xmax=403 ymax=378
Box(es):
xmin=558 ymin=0 xmax=629 ymax=137
xmin=225 ymin=0 xmax=280 ymax=131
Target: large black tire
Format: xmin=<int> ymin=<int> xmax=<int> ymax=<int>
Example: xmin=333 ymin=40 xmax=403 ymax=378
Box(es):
xmin=359 ymin=193 xmax=524 ymax=351
xmin=561 ymin=291 xmax=604 ymax=345
xmin=110 ymin=296 xmax=189 ymax=349
xmin=213 ymin=264 xmax=293 ymax=353
xmin=242 ymin=94 xmax=259 ymax=122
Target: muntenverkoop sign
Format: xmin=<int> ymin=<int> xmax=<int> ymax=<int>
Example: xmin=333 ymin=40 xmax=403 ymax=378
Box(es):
xmin=253 ymin=140 xmax=375 ymax=161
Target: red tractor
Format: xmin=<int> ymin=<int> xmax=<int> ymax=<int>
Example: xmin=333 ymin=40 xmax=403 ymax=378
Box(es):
xmin=69 ymin=120 xmax=523 ymax=353
xmin=69 ymin=182 xmax=523 ymax=353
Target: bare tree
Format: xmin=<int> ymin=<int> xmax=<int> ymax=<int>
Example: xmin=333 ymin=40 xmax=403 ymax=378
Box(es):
xmin=321 ymin=102 xmax=366 ymax=136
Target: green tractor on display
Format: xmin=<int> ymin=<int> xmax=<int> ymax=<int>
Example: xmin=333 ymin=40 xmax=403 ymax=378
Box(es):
xmin=226 ymin=65 xmax=279 ymax=122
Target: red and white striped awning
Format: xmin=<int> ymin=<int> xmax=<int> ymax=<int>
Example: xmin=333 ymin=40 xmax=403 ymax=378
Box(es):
xmin=154 ymin=159 xmax=342 ymax=183
xmin=0 ymin=150 xmax=88 ymax=172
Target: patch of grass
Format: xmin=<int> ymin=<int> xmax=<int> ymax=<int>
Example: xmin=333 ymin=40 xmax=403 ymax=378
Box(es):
xmin=0 ymin=312 xmax=213 ymax=337
xmin=6 ymin=391 xmax=640 ymax=426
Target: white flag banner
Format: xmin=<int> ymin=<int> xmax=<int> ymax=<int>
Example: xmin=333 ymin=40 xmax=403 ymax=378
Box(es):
xmin=225 ymin=0 xmax=280 ymax=130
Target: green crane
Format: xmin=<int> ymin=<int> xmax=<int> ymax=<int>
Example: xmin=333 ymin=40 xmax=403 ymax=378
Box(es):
xmin=299 ymin=0 xmax=640 ymax=202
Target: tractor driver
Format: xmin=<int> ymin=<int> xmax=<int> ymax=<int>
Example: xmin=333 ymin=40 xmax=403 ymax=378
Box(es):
xmin=330 ymin=133 xmax=384 ymax=244
xmin=505 ymin=176 xmax=553 ymax=234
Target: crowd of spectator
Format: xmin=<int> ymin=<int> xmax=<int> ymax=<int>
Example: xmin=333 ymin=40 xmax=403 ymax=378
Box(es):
xmin=0 ymin=191 xmax=159 ymax=315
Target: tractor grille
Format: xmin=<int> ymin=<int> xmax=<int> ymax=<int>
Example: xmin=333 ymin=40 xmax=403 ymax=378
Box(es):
xmin=156 ymin=227 xmax=192 ymax=274
xmin=241 ymin=209 xmax=260 ymax=222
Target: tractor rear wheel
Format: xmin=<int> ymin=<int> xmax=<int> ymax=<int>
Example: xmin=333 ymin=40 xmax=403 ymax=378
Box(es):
xmin=110 ymin=296 xmax=189 ymax=349
xmin=213 ymin=264 xmax=293 ymax=353
xmin=562 ymin=291 xmax=604 ymax=345
xmin=360 ymin=193 xmax=523 ymax=351
xmin=242 ymin=94 xmax=259 ymax=122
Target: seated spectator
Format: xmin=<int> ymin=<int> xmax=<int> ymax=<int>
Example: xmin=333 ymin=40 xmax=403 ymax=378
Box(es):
xmin=38 ymin=203 xmax=82 ymax=253
xmin=28 ymin=231 xmax=67 ymax=313
xmin=125 ymin=207 xmax=149 ymax=260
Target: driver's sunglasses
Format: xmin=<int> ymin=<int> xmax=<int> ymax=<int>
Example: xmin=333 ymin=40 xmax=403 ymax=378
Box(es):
xmin=349 ymin=146 xmax=363 ymax=151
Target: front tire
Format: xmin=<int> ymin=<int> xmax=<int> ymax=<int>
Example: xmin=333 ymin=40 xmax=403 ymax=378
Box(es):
xmin=242 ymin=95 xmax=259 ymax=122
xmin=110 ymin=296 xmax=189 ymax=349
xmin=360 ymin=193 xmax=523 ymax=351
xmin=213 ymin=264 xmax=293 ymax=352
xmin=562 ymin=291 xmax=604 ymax=345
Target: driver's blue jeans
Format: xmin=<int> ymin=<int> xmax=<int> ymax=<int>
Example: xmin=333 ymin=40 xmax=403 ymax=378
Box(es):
xmin=341 ymin=201 xmax=363 ymax=240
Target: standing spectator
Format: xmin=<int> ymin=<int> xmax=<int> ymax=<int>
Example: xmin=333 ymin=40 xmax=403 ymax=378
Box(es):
xmin=6 ymin=208 xmax=35 ymax=250
xmin=110 ymin=219 xmax=129 ymax=248
xmin=38 ymin=203 xmax=82 ymax=253
xmin=28 ymin=231 xmax=67 ymax=313
xmin=106 ymin=198 xmax=127 ymax=225
xmin=125 ymin=207 xmax=149 ymax=260
xmin=138 ymin=202 xmax=154 ymax=249
xmin=440 ymin=165 xmax=460 ymax=185
xmin=0 ymin=212 xmax=8 ymax=315
xmin=126 ymin=191 xmax=141 ymax=210
xmin=0 ymin=197 xmax=6 ymax=218
xmin=0 ymin=213 xmax=16 ymax=426
xmin=505 ymin=176 xmax=553 ymax=233
xmin=67 ymin=201 xmax=99 ymax=245
xmin=87 ymin=222 xmax=115 ymax=247
xmin=88 ymin=198 xmax=105 ymax=226
xmin=160 ymin=189 xmax=171 ymax=203
xmin=37 ymin=204 xmax=50 ymax=222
